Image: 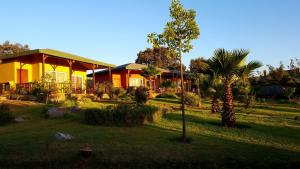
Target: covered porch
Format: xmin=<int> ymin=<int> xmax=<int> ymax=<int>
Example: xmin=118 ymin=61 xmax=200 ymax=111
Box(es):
xmin=0 ymin=49 xmax=115 ymax=95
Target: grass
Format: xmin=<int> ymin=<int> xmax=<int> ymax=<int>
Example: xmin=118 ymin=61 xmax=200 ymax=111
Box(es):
xmin=0 ymin=98 xmax=299 ymax=169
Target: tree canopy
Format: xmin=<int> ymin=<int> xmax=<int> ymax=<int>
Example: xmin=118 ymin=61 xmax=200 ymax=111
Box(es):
xmin=136 ymin=47 xmax=185 ymax=70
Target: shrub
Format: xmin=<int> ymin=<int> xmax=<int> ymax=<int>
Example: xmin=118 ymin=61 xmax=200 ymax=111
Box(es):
xmin=156 ymin=92 xmax=178 ymax=99
xmin=84 ymin=104 xmax=159 ymax=126
xmin=184 ymin=92 xmax=201 ymax=107
xmin=110 ymin=87 xmax=126 ymax=99
xmin=283 ymin=87 xmax=296 ymax=100
xmin=79 ymin=97 xmax=93 ymax=104
xmin=127 ymin=87 xmax=136 ymax=96
xmin=159 ymin=79 xmax=175 ymax=88
xmin=245 ymin=95 xmax=256 ymax=109
xmin=135 ymin=87 xmax=148 ymax=105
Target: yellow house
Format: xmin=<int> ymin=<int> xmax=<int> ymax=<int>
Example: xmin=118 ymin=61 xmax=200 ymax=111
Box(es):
xmin=0 ymin=49 xmax=114 ymax=94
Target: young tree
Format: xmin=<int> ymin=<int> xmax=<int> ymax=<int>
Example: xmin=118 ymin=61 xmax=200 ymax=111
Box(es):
xmin=200 ymin=49 xmax=262 ymax=127
xmin=141 ymin=65 xmax=161 ymax=98
xmin=147 ymin=0 xmax=200 ymax=142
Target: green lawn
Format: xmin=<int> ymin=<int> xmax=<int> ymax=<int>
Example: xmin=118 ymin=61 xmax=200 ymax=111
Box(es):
xmin=0 ymin=98 xmax=299 ymax=169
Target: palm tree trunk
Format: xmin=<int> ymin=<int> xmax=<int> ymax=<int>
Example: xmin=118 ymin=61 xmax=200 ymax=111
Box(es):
xmin=211 ymin=96 xmax=220 ymax=113
xmin=222 ymin=79 xmax=235 ymax=127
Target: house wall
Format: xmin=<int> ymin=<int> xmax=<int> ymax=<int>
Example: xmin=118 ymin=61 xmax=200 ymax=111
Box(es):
xmin=94 ymin=69 xmax=161 ymax=91
xmin=0 ymin=62 xmax=16 ymax=85
xmin=0 ymin=61 xmax=86 ymax=87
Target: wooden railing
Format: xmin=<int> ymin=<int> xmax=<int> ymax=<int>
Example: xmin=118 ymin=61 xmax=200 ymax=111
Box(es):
xmin=16 ymin=82 xmax=85 ymax=95
xmin=0 ymin=83 xmax=10 ymax=95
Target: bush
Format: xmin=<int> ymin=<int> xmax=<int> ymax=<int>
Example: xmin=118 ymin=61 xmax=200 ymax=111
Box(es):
xmin=184 ymin=92 xmax=201 ymax=107
xmin=135 ymin=87 xmax=148 ymax=105
xmin=156 ymin=92 xmax=178 ymax=99
xmin=110 ymin=87 xmax=126 ymax=99
xmin=159 ymin=79 xmax=175 ymax=88
xmin=84 ymin=104 xmax=159 ymax=126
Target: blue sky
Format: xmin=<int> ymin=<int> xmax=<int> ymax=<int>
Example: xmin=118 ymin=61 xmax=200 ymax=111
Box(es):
xmin=1 ymin=0 xmax=300 ymax=70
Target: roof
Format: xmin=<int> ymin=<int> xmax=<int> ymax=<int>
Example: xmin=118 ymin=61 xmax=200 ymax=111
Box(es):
xmin=0 ymin=49 xmax=115 ymax=67
xmin=87 ymin=63 xmax=169 ymax=77
xmin=113 ymin=63 xmax=169 ymax=72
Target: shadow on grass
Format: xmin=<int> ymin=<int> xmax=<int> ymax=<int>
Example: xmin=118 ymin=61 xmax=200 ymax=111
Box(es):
xmin=164 ymin=113 xmax=251 ymax=129
xmin=254 ymin=105 xmax=300 ymax=114
xmin=152 ymin=98 xmax=180 ymax=104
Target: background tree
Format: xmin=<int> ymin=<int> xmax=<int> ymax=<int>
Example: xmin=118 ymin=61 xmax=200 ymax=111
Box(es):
xmin=200 ymin=48 xmax=262 ymax=127
xmin=190 ymin=57 xmax=207 ymax=96
xmin=136 ymin=47 xmax=186 ymax=70
xmin=141 ymin=65 xmax=161 ymax=98
xmin=147 ymin=0 xmax=200 ymax=142
xmin=0 ymin=41 xmax=30 ymax=55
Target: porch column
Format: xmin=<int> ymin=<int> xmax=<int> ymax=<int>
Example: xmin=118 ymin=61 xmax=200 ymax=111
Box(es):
xmin=92 ymin=64 xmax=96 ymax=91
xmin=19 ymin=62 xmax=22 ymax=84
xmin=126 ymin=70 xmax=131 ymax=89
xmin=19 ymin=62 xmax=26 ymax=84
xmin=68 ymin=60 xmax=74 ymax=94
xmin=108 ymin=67 xmax=112 ymax=99
xmin=108 ymin=67 xmax=112 ymax=85
xmin=42 ymin=54 xmax=48 ymax=83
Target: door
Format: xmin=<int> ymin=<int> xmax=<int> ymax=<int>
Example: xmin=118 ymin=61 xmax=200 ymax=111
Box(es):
xmin=17 ymin=69 xmax=28 ymax=84
xmin=72 ymin=76 xmax=83 ymax=93
xmin=112 ymin=74 xmax=121 ymax=88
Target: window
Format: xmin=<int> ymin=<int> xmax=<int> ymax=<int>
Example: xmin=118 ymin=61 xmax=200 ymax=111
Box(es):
xmin=129 ymin=78 xmax=143 ymax=87
xmin=45 ymin=71 xmax=67 ymax=83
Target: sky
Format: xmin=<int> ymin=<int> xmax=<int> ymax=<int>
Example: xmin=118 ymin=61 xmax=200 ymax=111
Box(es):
xmin=1 ymin=0 xmax=300 ymax=70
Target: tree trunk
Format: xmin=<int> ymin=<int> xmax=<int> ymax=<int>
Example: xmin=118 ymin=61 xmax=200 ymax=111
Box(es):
xmin=211 ymin=96 xmax=220 ymax=113
xmin=148 ymin=77 xmax=153 ymax=98
xmin=179 ymin=55 xmax=186 ymax=142
xmin=222 ymin=80 xmax=235 ymax=127
xmin=197 ymin=80 xmax=202 ymax=108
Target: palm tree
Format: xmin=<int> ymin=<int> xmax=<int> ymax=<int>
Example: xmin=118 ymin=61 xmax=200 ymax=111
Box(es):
xmin=200 ymin=48 xmax=262 ymax=127
xmin=141 ymin=65 xmax=161 ymax=98
xmin=207 ymin=74 xmax=223 ymax=113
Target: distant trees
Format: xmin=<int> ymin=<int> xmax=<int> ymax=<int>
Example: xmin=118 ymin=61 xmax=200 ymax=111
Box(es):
xmin=251 ymin=58 xmax=300 ymax=99
xmin=0 ymin=41 xmax=30 ymax=55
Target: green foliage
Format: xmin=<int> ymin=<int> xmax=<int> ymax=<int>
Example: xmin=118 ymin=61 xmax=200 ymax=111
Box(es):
xmin=184 ymin=92 xmax=201 ymax=107
xmin=95 ymin=82 xmax=110 ymax=98
xmin=141 ymin=65 xmax=161 ymax=78
xmin=159 ymin=79 xmax=174 ymax=88
xmin=134 ymin=87 xmax=148 ymax=105
xmin=110 ymin=87 xmax=126 ymax=99
xmin=84 ymin=104 xmax=159 ymax=126
xmin=283 ymin=87 xmax=296 ymax=99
